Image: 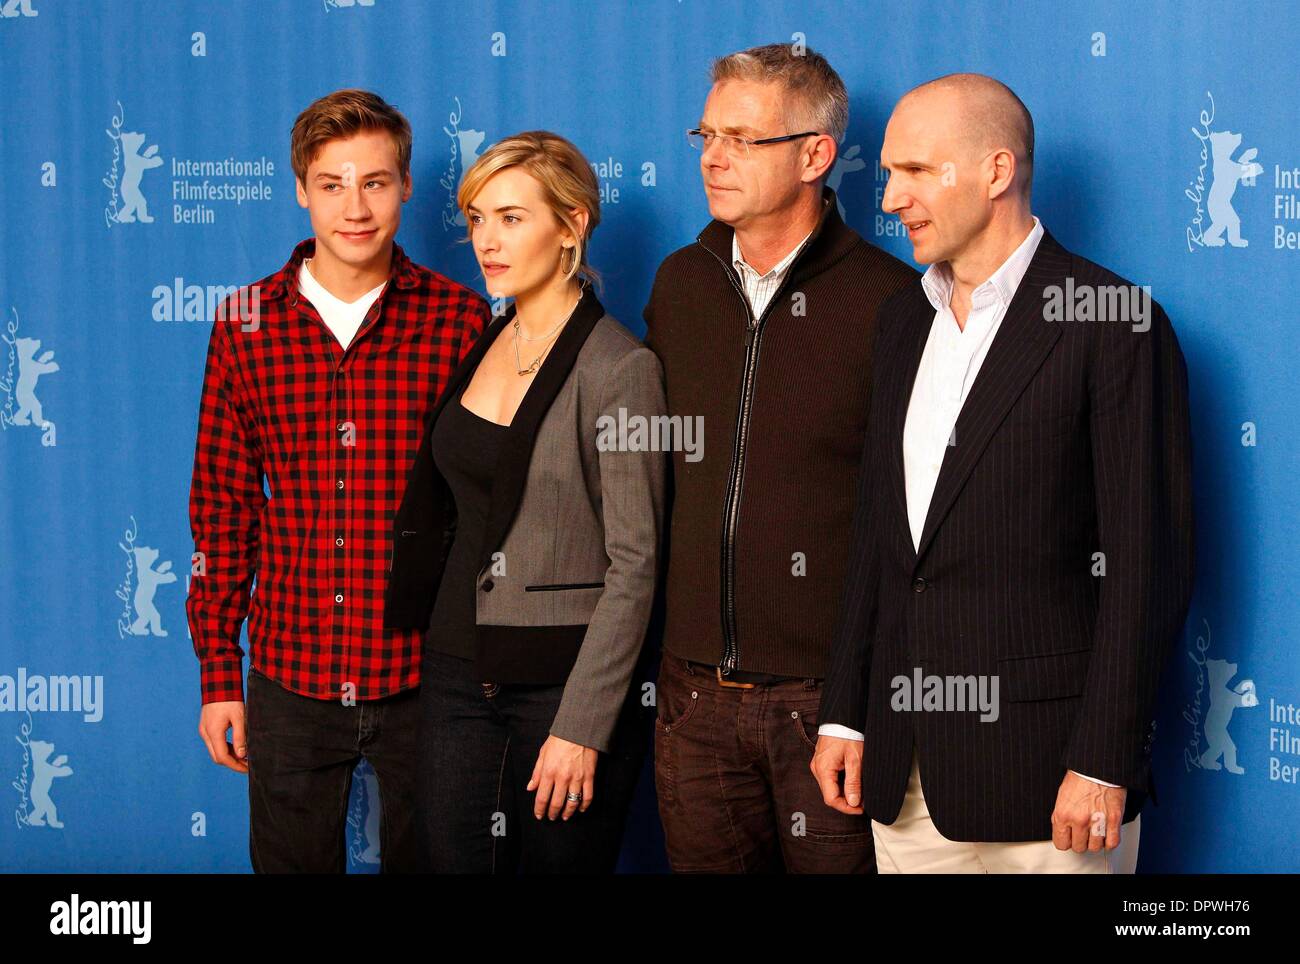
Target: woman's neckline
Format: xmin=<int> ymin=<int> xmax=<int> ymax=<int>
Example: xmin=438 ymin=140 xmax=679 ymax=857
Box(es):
xmin=456 ymin=380 xmax=513 ymax=430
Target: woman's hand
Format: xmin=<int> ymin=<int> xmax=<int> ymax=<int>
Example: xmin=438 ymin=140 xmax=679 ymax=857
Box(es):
xmin=527 ymin=735 xmax=598 ymax=821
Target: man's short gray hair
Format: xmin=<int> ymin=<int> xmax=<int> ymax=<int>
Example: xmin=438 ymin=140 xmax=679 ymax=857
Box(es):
xmin=711 ymin=43 xmax=849 ymax=144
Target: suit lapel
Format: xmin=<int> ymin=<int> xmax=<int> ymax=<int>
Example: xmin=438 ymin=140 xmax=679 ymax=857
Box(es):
xmin=911 ymin=232 xmax=1071 ymax=564
xmin=477 ymin=284 xmax=605 ymax=570
xmin=887 ymin=292 xmax=934 ymax=561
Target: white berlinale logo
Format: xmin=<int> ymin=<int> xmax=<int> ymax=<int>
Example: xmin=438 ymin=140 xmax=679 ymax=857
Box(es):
xmin=440 ymin=97 xmax=486 ymax=231
xmin=0 ymin=307 xmax=59 ymax=442
xmin=1183 ymin=619 xmax=1258 ymax=775
xmin=1185 ymin=92 xmax=1263 ymax=251
xmin=103 ymin=102 xmax=163 ymax=229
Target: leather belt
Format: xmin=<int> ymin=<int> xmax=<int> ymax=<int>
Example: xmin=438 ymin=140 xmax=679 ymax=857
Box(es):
xmin=685 ymin=660 xmax=804 ymax=689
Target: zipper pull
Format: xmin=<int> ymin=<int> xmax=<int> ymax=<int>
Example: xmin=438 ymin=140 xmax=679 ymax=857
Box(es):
xmin=744 ymin=321 xmax=756 ymax=347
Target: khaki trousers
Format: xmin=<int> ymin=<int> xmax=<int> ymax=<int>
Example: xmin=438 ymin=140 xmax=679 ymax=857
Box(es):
xmin=870 ymin=752 xmax=1140 ymax=874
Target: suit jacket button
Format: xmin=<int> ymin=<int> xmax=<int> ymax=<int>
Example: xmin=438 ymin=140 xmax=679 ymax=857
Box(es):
xmin=912 ymin=577 xmax=928 ymax=593
xmin=481 ymin=579 xmax=494 ymax=592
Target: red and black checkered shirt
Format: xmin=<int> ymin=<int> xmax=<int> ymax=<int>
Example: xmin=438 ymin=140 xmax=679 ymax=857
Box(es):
xmin=187 ymin=238 xmax=489 ymax=704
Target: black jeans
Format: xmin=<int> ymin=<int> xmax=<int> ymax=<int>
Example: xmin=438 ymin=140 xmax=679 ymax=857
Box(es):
xmin=245 ymin=665 xmax=422 ymax=873
xmin=417 ymin=648 xmax=646 ymax=873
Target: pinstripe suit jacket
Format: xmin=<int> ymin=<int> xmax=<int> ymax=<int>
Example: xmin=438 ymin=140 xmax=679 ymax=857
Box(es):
xmin=385 ymin=285 xmax=666 ymax=752
xmin=819 ymin=232 xmax=1194 ymax=841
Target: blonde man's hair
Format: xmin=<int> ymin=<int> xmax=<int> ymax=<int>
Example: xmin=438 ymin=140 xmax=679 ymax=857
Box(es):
xmin=711 ymin=43 xmax=849 ymax=145
xmin=290 ymin=88 xmax=412 ymax=185
xmin=457 ymin=130 xmax=602 ymax=288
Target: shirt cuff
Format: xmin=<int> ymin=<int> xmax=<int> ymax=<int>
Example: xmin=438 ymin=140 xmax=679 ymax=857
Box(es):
xmin=200 ymin=657 xmax=246 ymax=704
xmin=817 ymin=723 xmax=865 ymax=741
xmin=1072 ymin=769 xmax=1122 ymax=788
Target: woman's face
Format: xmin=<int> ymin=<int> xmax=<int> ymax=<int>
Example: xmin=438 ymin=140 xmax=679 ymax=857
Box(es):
xmin=467 ymin=166 xmax=577 ymax=301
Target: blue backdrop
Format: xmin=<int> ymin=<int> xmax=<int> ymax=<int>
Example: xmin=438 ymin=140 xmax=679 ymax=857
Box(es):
xmin=2 ymin=0 xmax=1297 ymax=872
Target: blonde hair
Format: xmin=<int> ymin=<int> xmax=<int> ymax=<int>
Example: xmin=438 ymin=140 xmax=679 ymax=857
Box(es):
xmin=290 ymin=88 xmax=412 ymax=185
xmin=457 ymin=130 xmax=601 ymax=289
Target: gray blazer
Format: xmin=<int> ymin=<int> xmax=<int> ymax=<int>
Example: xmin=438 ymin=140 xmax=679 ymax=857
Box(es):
xmin=385 ymin=286 xmax=666 ymax=752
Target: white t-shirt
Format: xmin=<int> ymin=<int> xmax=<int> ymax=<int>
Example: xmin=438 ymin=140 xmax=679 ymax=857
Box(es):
xmin=297 ymin=259 xmax=386 ymax=350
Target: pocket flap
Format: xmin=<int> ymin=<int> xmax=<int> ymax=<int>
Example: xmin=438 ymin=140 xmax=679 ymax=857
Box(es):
xmin=998 ymin=647 xmax=1092 ymax=702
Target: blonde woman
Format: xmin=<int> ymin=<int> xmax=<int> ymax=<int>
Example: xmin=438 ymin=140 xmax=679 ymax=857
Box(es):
xmin=385 ymin=131 xmax=666 ymax=873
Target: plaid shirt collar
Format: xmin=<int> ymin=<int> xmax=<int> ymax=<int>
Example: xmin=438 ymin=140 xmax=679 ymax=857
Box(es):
xmin=259 ymin=237 xmax=424 ymax=304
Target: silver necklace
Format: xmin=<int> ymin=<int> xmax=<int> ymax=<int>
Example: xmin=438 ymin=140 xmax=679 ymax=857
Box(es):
xmin=512 ymin=293 xmax=581 ymax=375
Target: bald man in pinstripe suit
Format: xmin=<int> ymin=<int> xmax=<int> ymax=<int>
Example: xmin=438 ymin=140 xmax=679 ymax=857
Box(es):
xmin=813 ymin=74 xmax=1193 ymax=873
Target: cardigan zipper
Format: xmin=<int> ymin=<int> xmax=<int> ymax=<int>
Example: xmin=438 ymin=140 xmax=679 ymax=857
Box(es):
xmin=697 ymin=239 xmax=801 ymax=676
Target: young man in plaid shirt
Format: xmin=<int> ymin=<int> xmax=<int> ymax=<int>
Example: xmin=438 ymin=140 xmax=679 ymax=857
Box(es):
xmin=187 ymin=89 xmax=489 ymax=872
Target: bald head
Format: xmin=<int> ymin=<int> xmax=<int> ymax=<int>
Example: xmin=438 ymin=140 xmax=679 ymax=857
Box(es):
xmin=897 ymin=73 xmax=1034 ymax=195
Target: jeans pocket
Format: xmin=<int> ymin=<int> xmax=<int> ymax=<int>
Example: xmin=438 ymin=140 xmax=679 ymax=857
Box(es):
xmin=789 ymin=703 xmax=821 ymax=752
xmin=660 ymin=685 xmax=702 ymax=737
xmin=654 ymin=667 xmax=700 ymax=733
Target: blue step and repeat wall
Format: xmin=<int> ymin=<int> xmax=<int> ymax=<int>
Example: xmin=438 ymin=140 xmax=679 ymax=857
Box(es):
xmin=2 ymin=0 xmax=1297 ymax=873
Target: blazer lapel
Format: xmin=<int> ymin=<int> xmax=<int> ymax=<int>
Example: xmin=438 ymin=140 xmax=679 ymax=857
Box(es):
xmin=476 ymin=284 xmax=605 ymax=570
xmin=887 ymin=291 xmax=934 ymax=561
xmin=912 ymin=232 xmax=1071 ymax=564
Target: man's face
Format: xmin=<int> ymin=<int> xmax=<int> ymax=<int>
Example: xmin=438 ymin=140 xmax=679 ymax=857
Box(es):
xmin=879 ymin=92 xmax=988 ymax=266
xmin=698 ymin=79 xmax=810 ymax=228
xmin=295 ymin=129 xmax=412 ymax=269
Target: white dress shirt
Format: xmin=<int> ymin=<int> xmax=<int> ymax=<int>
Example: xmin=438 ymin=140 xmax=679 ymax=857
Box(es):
xmin=817 ymin=218 xmax=1119 ymax=789
xmin=732 ymin=227 xmax=813 ymax=319
xmin=298 ymin=258 xmax=386 ymax=350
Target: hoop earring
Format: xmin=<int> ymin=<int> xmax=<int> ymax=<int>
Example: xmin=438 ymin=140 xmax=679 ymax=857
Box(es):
xmin=561 ymin=244 xmax=578 ymax=276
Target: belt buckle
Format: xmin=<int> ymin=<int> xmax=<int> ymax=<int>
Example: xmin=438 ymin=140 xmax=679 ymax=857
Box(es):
xmin=716 ymin=667 xmax=755 ymax=689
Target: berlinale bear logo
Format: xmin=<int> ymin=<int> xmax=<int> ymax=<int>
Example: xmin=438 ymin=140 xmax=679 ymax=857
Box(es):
xmin=1204 ymin=131 xmax=1264 ymax=248
xmin=25 ymin=739 xmax=73 ymax=829
xmin=1199 ymin=658 xmax=1258 ymax=774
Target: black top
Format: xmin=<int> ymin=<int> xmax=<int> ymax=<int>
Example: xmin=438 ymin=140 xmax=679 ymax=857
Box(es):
xmin=425 ymin=378 xmax=510 ymax=660
xmin=385 ymin=284 xmax=611 ymax=685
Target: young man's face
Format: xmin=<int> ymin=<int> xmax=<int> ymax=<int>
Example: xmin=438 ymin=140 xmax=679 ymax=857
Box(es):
xmin=295 ymin=129 xmax=413 ymax=272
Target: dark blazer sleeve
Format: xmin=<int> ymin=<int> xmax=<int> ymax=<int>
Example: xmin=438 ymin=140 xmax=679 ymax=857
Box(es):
xmin=818 ymin=293 xmax=901 ymax=732
xmin=818 ymin=420 xmax=881 ymax=733
xmin=383 ymin=399 xmax=455 ymax=631
xmin=1063 ymin=298 xmax=1194 ymax=790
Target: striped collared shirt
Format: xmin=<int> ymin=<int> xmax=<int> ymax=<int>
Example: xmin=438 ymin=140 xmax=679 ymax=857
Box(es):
xmin=731 ymin=227 xmax=815 ymax=320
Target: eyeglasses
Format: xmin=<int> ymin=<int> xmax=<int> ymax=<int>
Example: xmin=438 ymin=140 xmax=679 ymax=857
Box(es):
xmin=687 ymin=128 xmax=821 ymax=160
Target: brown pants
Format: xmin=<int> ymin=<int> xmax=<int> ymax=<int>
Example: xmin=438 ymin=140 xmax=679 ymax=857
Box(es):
xmin=653 ymin=652 xmax=875 ymax=873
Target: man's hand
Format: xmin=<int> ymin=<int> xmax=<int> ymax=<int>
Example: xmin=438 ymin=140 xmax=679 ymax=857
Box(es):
xmin=527 ymin=735 xmax=598 ymax=821
xmin=1051 ymin=771 xmax=1127 ymax=852
xmin=811 ymin=735 xmax=864 ymax=815
xmin=199 ymin=701 xmax=248 ymax=774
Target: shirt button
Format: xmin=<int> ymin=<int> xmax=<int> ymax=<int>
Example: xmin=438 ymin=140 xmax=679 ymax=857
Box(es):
xmin=335 ymin=538 xmax=344 ymax=547
xmin=481 ymin=579 xmax=494 ymax=592
xmin=912 ymin=577 xmax=928 ymax=593
xmin=336 ymin=480 xmax=344 ymax=490
xmin=334 ymin=593 xmax=344 ymax=604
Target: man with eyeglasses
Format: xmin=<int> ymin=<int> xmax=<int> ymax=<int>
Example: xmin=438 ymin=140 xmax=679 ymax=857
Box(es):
xmin=642 ymin=43 xmax=916 ymax=873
